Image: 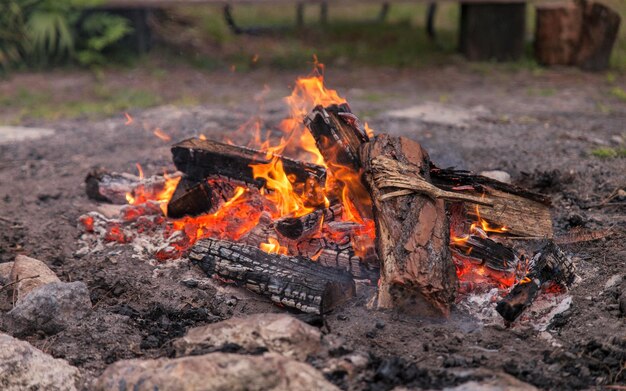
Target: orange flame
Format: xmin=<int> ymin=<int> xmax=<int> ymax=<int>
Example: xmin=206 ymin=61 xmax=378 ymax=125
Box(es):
xmin=124 ymin=112 xmax=133 ymax=125
xmin=135 ymin=163 xmax=144 ymax=180
xmin=153 ymin=128 xmax=172 ymax=142
xmin=260 ymin=237 xmax=288 ymax=255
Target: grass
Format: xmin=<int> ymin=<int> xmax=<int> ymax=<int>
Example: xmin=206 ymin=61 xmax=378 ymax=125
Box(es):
xmin=591 ymin=147 xmax=626 ymax=159
xmin=0 ymin=85 xmax=162 ymax=122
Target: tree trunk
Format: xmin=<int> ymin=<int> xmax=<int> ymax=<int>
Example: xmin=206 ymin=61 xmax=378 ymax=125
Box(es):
xmin=360 ymin=134 xmax=457 ymax=316
xmin=574 ymin=1 xmax=621 ymax=71
xmin=535 ymin=2 xmax=583 ymax=65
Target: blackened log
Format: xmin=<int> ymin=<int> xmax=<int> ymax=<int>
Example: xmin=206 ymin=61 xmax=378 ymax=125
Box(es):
xmin=171 ymin=138 xmax=326 ymax=186
xmin=240 ymin=212 xmax=274 ymax=247
xmin=360 ymin=134 xmax=457 ymax=316
xmin=496 ymin=241 xmax=577 ymax=322
xmin=304 ymin=104 xmax=372 ymax=220
xmin=273 ymin=203 xmax=343 ymax=241
xmin=85 ymin=169 xmax=179 ymax=205
xmin=316 ymin=248 xmax=378 ymax=281
xmin=189 ymin=238 xmax=356 ymax=314
xmin=166 ymin=177 xmax=212 ymax=218
xmin=451 ymin=235 xmax=519 ymax=273
xmin=430 ymin=165 xmax=553 ymax=238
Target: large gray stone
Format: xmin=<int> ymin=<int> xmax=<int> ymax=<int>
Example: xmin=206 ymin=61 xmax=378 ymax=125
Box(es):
xmin=93 ymin=352 xmax=339 ymax=391
xmin=8 ymin=255 xmax=61 ymax=304
xmin=0 ymin=333 xmax=80 ymax=391
xmin=4 ymin=281 xmax=92 ymax=336
xmin=0 ymin=126 xmax=55 ymax=144
xmin=174 ymin=313 xmax=321 ymax=361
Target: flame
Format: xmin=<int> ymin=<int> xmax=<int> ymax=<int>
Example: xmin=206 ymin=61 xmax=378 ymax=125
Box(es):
xmin=135 ymin=163 xmax=144 ymax=180
xmin=153 ymin=128 xmax=172 ymax=142
xmin=124 ymin=112 xmax=133 ymax=125
xmin=199 ymin=134 xmax=207 ymax=140
xmin=260 ymin=237 xmax=288 ymax=255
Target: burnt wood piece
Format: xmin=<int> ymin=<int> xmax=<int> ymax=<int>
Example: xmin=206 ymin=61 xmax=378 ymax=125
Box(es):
xmin=189 ymin=238 xmax=356 ymax=314
xmin=166 ymin=177 xmax=244 ymax=219
xmin=430 ymin=166 xmax=553 ymax=238
xmin=496 ymin=241 xmax=577 ymax=322
xmin=85 ymin=169 xmax=177 ymax=205
xmin=240 ymin=211 xmax=274 ymax=247
xmin=574 ymin=1 xmax=621 ymax=71
xmin=360 ymin=134 xmax=457 ymax=316
xmin=304 ymin=104 xmax=372 ymax=220
xmin=171 ymin=138 xmax=326 ymax=186
xmin=166 ymin=177 xmax=212 ymax=218
xmin=534 ymin=1 xmax=583 ymax=65
xmin=316 ymin=247 xmax=378 ymax=281
xmin=451 ymin=235 xmax=519 ymax=273
xmin=273 ymin=203 xmax=343 ymax=241
xmin=459 ymin=2 xmax=526 ymax=61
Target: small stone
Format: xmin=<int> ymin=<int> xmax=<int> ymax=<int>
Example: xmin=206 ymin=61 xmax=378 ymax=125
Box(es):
xmin=8 ymin=255 xmax=61 ymax=304
xmin=93 ymin=352 xmax=338 ymax=391
xmin=337 ymin=314 xmax=348 ymax=321
xmin=174 ymin=313 xmax=321 ymax=361
xmin=479 ymin=170 xmax=512 ymax=184
xmin=0 ymin=332 xmax=80 ymax=391
xmin=4 ymin=281 xmax=92 ymax=337
xmin=375 ymin=321 xmax=386 ymax=329
xmin=610 ymin=135 xmax=624 ymax=145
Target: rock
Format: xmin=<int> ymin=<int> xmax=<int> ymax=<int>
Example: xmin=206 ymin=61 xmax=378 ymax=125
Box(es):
xmin=4 ymin=281 xmax=92 ymax=336
xmin=8 ymin=255 xmax=61 ymax=304
xmin=174 ymin=313 xmax=321 ymax=361
xmin=479 ymin=170 xmax=512 ymax=184
xmin=619 ymin=290 xmax=626 ymax=316
xmin=93 ymin=352 xmax=339 ymax=391
xmin=0 ymin=332 xmax=80 ymax=391
xmin=0 ymin=261 xmax=13 ymax=285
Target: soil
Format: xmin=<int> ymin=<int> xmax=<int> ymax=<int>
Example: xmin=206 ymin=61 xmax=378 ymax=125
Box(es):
xmin=0 ymin=65 xmax=625 ymax=389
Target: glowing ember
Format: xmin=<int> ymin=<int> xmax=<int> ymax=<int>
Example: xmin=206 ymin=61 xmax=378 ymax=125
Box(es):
xmin=124 ymin=112 xmax=134 ymax=125
xmin=153 ymin=128 xmax=172 ymax=142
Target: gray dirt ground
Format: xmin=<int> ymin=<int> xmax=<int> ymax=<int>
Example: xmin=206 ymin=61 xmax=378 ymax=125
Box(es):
xmin=0 ymin=65 xmax=625 ymax=389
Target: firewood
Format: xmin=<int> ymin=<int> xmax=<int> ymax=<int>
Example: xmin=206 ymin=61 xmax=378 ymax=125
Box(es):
xmin=189 ymin=238 xmax=356 ymax=314
xmin=430 ymin=166 xmax=553 ymax=238
xmin=451 ymin=235 xmax=519 ymax=273
xmin=496 ymin=241 xmax=577 ymax=322
xmin=273 ymin=203 xmax=343 ymax=241
xmin=304 ymin=104 xmax=372 ymax=220
xmin=85 ymin=169 xmax=179 ymax=205
xmin=166 ymin=177 xmax=243 ymax=219
xmin=171 ymin=138 xmax=326 ymax=187
xmin=360 ymin=134 xmax=458 ymax=316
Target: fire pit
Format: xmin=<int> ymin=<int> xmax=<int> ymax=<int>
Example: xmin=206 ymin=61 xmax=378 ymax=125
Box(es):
xmin=79 ymin=66 xmax=581 ymax=324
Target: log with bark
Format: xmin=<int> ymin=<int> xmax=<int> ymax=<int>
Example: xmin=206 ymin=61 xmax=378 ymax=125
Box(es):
xmin=574 ymin=0 xmax=621 ymax=71
xmin=171 ymin=138 xmax=326 ymax=187
xmin=189 ymin=238 xmax=356 ymax=314
xmin=496 ymin=241 xmax=577 ymax=322
xmin=430 ymin=166 xmax=553 ymax=238
xmin=360 ymin=134 xmax=458 ymax=316
xmin=534 ymin=1 xmax=583 ymax=65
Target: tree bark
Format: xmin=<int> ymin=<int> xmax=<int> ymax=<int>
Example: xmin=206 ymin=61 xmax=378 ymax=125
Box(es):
xmin=574 ymin=1 xmax=621 ymax=71
xmin=360 ymin=134 xmax=457 ymax=316
xmin=189 ymin=238 xmax=356 ymax=314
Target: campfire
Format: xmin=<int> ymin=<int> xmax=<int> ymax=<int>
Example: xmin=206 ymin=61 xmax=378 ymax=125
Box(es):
xmin=80 ymin=64 xmax=577 ymax=323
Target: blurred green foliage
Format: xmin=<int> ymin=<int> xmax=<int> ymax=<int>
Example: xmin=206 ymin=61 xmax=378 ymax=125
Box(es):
xmin=0 ymin=0 xmax=132 ymax=70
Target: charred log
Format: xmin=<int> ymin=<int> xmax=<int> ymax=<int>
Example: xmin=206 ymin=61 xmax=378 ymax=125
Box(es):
xmin=171 ymin=138 xmax=326 ymax=187
xmin=273 ymin=203 xmax=343 ymax=241
xmin=304 ymin=104 xmax=372 ymax=220
xmin=85 ymin=169 xmax=179 ymax=205
xmin=166 ymin=177 xmax=244 ymax=219
xmin=430 ymin=165 xmax=553 ymax=238
xmin=360 ymin=134 xmax=457 ymax=316
xmin=496 ymin=241 xmax=577 ymax=322
xmin=189 ymin=238 xmax=356 ymax=314
xmin=451 ymin=235 xmax=519 ymax=273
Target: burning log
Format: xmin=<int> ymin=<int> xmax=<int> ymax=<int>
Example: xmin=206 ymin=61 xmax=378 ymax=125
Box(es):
xmin=273 ymin=203 xmax=343 ymax=241
xmin=189 ymin=238 xmax=356 ymax=314
xmin=451 ymin=234 xmax=519 ymax=273
xmin=166 ymin=177 xmax=243 ymax=219
xmin=304 ymin=104 xmax=372 ymax=220
xmin=430 ymin=166 xmax=553 ymax=238
xmin=171 ymin=138 xmax=326 ymax=187
xmin=496 ymin=241 xmax=577 ymax=322
xmin=85 ymin=169 xmax=179 ymax=205
xmin=360 ymin=134 xmax=458 ymax=316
